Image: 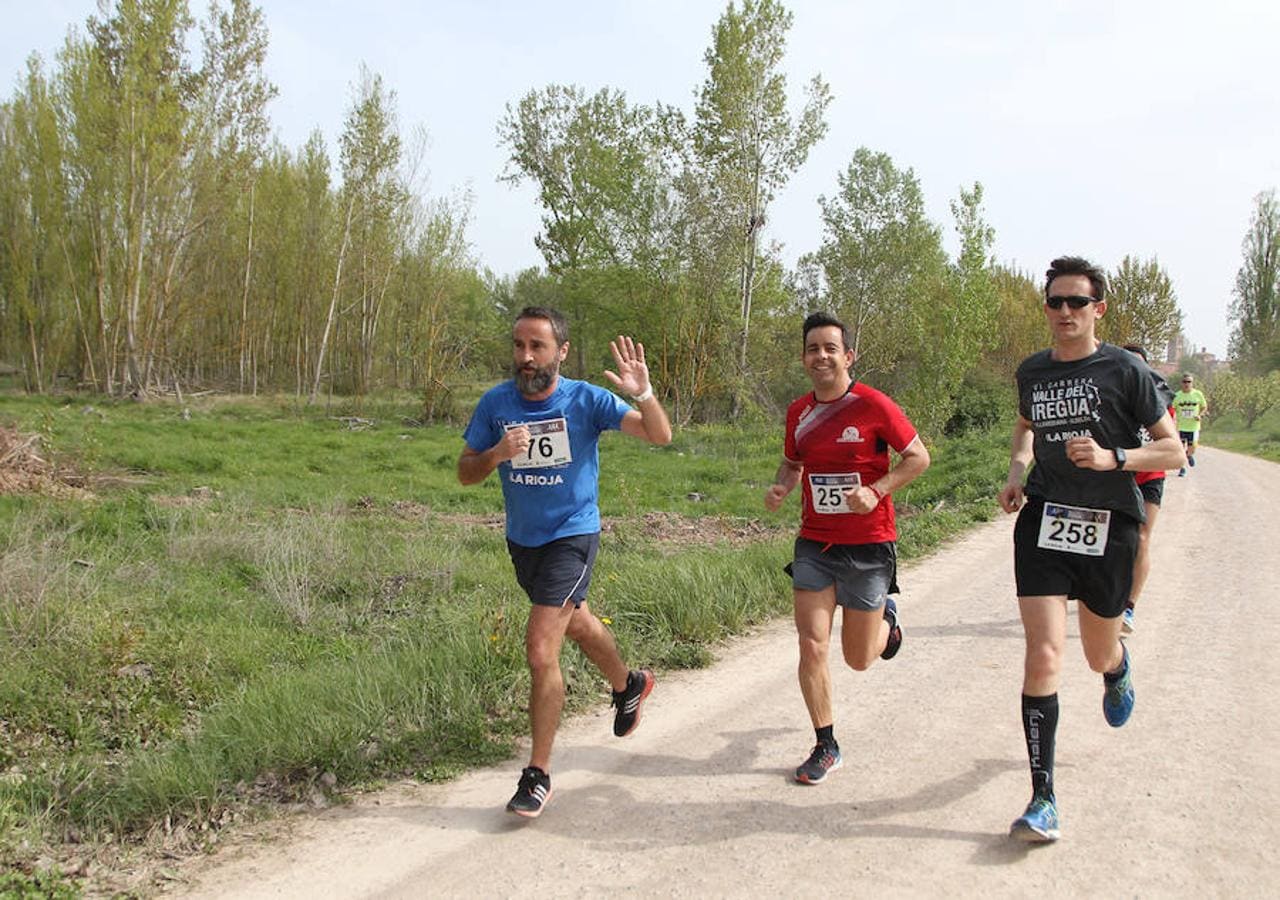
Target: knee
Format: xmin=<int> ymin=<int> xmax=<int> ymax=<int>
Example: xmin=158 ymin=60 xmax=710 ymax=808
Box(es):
xmin=797 ymin=635 xmax=828 ymax=667
xmin=1083 ymin=640 xmax=1122 ymax=674
xmin=842 ymin=646 xmax=874 ymax=672
xmin=564 ymin=611 xmax=595 ymax=643
xmin=1024 ymin=641 xmax=1062 ymax=682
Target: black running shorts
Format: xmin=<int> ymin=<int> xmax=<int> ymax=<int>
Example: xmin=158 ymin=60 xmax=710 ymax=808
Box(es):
xmin=786 ymin=537 xmax=898 ymax=611
xmin=1013 ymin=496 xmax=1139 ymax=619
xmin=507 ymin=532 xmax=600 ymax=608
xmin=1178 ymin=430 xmax=1198 ymax=445
xmin=1139 ymin=478 xmax=1165 ymax=507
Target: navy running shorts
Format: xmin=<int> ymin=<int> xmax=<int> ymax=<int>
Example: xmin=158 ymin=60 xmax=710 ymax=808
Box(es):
xmin=785 ymin=537 xmax=898 ymax=611
xmin=507 ymin=532 xmax=600 ymax=608
xmin=1139 ymin=478 xmax=1164 ymax=507
xmin=1013 ymin=496 xmax=1139 ymax=619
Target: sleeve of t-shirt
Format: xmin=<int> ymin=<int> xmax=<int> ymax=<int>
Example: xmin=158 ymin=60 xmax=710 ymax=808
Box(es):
xmin=875 ymin=392 xmax=919 ymax=453
xmin=1132 ymin=361 xmax=1168 ymax=429
xmin=593 ymin=385 xmax=630 ymax=433
xmin=783 ymin=403 xmax=799 ymax=462
xmin=462 ymin=391 xmax=500 ymax=452
xmin=1150 ymin=370 xmax=1174 ymax=410
xmin=1015 ymin=366 xmax=1032 ymax=421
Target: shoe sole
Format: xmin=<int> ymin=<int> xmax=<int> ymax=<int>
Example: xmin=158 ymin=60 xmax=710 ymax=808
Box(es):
xmin=507 ymin=787 xmax=553 ymax=818
xmin=1010 ymin=820 xmax=1060 ymax=842
xmin=615 ymin=670 xmax=655 ymax=738
xmin=794 ymin=755 xmax=843 ymax=785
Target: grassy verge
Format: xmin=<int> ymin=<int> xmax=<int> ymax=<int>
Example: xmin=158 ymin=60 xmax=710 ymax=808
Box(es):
xmin=1198 ymin=406 xmax=1280 ymax=463
xmin=0 ymin=391 xmax=1011 ymax=891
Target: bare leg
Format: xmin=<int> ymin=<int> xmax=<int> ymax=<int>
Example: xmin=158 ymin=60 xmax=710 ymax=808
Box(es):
xmin=525 ymin=604 xmax=575 ymax=772
xmin=1129 ymin=500 xmax=1160 ymax=608
xmin=794 ymin=589 xmax=837 ymax=728
xmin=1078 ymin=602 xmax=1126 ymax=676
xmin=839 ymin=604 xmax=889 ymax=671
xmin=564 ymin=601 xmax=629 ymax=691
xmin=1018 ymin=595 xmax=1069 ymax=696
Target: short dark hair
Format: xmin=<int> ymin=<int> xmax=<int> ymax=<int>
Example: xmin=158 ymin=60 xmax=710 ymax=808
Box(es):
xmin=1045 ymin=256 xmax=1107 ymax=302
xmin=515 ymin=306 xmax=569 ymax=345
xmin=1122 ymin=343 xmax=1148 ymax=361
xmin=802 ymin=311 xmax=851 ymax=350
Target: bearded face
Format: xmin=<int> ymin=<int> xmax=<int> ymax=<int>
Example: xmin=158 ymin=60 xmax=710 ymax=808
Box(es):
xmin=513 ymin=358 xmax=558 ymax=396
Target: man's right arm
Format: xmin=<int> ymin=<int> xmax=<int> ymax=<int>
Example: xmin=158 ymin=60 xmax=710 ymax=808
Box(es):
xmin=764 ymin=458 xmax=803 ymax=511
xmin=998 ymin=416 xmax=1034 ymax=513
xmin=457 ymin=426 xmax=530 ymax=485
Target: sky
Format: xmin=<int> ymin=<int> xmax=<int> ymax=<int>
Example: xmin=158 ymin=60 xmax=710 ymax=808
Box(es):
xmin=3 ymin=0 xmax=1277 ymax=359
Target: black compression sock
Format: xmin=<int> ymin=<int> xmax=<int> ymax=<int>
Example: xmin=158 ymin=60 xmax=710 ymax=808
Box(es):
xmin=1021 ymin=693 xmax=1058 ymax=800
xmin=815 ymin=724 xmax=836 ymax=748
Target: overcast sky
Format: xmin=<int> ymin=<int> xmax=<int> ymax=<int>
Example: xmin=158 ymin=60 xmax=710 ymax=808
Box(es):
xmin=4 ymin=0 xmax=1277 ymax=358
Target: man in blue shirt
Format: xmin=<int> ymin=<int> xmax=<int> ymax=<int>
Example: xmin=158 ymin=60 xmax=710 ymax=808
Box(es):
xmin=458 ymin=306 xmax=672 ymax=818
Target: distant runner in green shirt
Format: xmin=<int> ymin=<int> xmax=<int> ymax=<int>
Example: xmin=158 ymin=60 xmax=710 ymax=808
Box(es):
xmin=1172 ymin=374 xmax=1208 ymax=476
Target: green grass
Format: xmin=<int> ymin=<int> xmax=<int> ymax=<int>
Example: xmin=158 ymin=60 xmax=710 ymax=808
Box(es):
xmin=1199 ymin=406 xmax=1280 ymax=463
xmin=0 ymin=391 xmax=1012 ymax=888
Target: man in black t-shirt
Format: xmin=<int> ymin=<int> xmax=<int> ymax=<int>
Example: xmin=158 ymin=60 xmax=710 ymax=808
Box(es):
xmin=997 ymin=256 xmax=1184 ymax=842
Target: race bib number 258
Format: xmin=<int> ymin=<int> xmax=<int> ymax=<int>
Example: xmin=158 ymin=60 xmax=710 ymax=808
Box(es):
xmin=1036 ymin=502 xmax=1110 ymax=556
xmin=507 ymin=417 xmax=572 ymax=469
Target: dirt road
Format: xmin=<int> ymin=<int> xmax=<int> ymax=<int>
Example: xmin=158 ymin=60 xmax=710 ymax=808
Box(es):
xmin=180 ymin=446 xmax=1278 ymax=898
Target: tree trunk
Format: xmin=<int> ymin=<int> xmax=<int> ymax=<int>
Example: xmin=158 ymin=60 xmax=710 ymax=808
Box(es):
xmin=310 ymin=196 xmax=355 ymax=404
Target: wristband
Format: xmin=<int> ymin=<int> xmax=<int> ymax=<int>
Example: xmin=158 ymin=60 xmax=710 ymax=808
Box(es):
xmin=631 ymin=386 xmax=654 ymax=404
xmin=870 ymin=484 xmax=887 ymax=501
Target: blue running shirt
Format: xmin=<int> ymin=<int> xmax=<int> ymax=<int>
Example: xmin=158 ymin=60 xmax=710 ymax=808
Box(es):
xmin=463 ymin=377 xmax=631 ymax=546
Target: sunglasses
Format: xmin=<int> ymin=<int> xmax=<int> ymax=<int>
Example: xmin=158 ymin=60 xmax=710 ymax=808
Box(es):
xmin=1045 ymin=295 xmax=1097 ymax=310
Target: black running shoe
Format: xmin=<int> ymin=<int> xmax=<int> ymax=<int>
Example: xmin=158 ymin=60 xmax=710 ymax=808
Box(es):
xmin=506 ymin=766 xmax=552 ymax=818
xmin=881 ymin=596 xmax=903 ymax=660
xmin=794 ymin=742 xmax=842 ymax=784
xmin=611 ymin=669 xmax=654 ymax=737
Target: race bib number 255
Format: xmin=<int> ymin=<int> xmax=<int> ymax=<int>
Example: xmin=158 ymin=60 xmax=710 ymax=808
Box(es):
xmin=1036 ymin=502 xmax=1110 ymax=556
xmin=507 ymin=417 xmax=572 ymax=469
xmin=808 ymin=472 xmax=861 ymax=514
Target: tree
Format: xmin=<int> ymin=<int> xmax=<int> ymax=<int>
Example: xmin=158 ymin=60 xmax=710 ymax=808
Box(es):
xmin=984 ymin=265 xmax=1047 ymax=378
xmin=805 ymin=148 xmax=946 ymax=380
xmin=693 ymin=0 xmax=830 ymax=416
xmin=1229 ymin=190 xmax=1280 ymax=374
xmin=1099 ymin=255 xmax=1182 ymax=351
xmin=1211 ymin=370 xmax=1280 ymax=428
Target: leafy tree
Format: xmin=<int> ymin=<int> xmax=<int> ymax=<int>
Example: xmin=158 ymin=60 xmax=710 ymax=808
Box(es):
xmin=1099 ymin=255 xmax=1182 ymax=351
xmin=693 ymin=0 xmax=830 ymax=416
xmin=1211 ymin=370 xmax=1280 ymax=428
xmin=1229 ymin=190 xmax=1280 ymax=374
xmin=985 ymin=265 xmax=1050 ymax=379
xmin=805 ymin=148 xmax=947 ymax=381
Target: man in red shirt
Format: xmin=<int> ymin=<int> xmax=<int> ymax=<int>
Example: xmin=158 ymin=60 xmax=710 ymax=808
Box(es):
xmin=1121 ymin=344 xmax=1175 ymax=634
xmin=764 ymin=312 xmax=931 ymax=784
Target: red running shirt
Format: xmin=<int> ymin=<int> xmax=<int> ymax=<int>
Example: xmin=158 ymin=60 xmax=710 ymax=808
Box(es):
xmin=783 ymin=383 xmax=919 ymax=545
xmin=1135 ymin=405 xmax=1175 ymax=485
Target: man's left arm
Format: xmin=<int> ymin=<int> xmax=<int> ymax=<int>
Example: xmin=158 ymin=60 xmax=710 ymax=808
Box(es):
xmin=605 ymin=335 xmax=673 ymax=446
xmin=847 ymin=435 xmax=931 ymax=514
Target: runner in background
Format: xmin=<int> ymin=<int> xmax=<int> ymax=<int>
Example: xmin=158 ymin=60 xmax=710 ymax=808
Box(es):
xmin=1172 ymin=374 xmax=1208 ymax=476
xmin=1120 ymin=344 xmax=1175 ymax=635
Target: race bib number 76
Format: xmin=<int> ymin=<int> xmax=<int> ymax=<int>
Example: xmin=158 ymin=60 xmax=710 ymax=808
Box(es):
xmin=507 ymin=417 xmax=572 ymax=469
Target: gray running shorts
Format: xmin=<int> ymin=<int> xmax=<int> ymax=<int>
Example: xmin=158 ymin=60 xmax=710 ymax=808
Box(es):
xmin=785 ymin=537 xmax=898 ymax=611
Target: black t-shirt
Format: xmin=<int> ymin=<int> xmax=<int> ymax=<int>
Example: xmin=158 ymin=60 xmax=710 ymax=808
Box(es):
xmin=1016 ymin=342 xmax=1170 ymax=521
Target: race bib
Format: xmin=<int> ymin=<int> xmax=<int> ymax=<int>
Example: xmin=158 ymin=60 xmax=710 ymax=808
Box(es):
xmin=808 ymin=472 xmax=861 ymax=515
xmin=507 ymin=417 xmax=572 ymax=469
xmin=1037 ymin=502 xmax=1110 ymax=556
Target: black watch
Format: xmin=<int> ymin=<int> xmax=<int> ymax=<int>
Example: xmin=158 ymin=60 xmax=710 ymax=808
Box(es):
xmin=1113 ymin=447 xmax=1127 ymax=470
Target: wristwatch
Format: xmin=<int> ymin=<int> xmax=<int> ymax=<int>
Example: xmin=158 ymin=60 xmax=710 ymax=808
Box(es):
xmin=1113 ymin=447 xmax=1127 ymax=471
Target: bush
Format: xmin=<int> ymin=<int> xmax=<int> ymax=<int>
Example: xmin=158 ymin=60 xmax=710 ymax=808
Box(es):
xmin=944 ymin=368 xmax=1012 ymax=436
